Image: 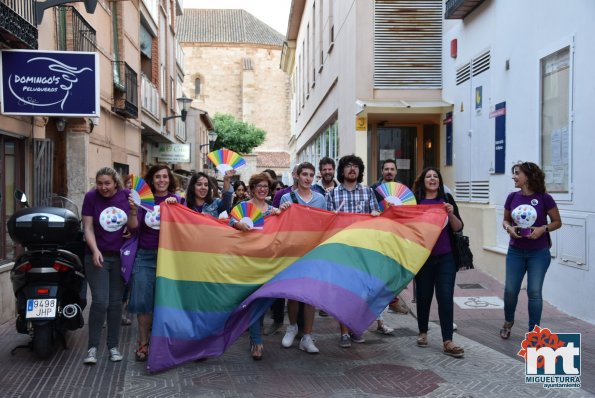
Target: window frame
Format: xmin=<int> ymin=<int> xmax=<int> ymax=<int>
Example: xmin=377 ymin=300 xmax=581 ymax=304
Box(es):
xmin=538 ymin=36 xmax=574 ymax=202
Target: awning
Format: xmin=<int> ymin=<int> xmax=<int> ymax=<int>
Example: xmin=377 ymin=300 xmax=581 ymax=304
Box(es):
xmin=356 ymin=99 xmax=453 ymax=116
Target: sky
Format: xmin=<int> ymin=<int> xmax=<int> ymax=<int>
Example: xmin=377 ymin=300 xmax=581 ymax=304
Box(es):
xmin=183 ymin=0 xmax=292 ymax=35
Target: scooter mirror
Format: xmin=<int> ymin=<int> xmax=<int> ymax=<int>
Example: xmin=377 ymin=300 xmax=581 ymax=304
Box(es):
xmin=14 ymin=190 xmax=28 ymax=204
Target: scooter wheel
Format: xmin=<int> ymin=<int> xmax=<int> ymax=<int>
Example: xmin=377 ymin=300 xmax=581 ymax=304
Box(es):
xmin=33 ymin=323 xmax=55 ymax=359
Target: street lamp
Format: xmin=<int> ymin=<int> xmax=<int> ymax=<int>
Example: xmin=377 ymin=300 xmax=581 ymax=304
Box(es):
xmin=162 ymin=96 xmax=193 ymax=125
xmin=200 ymin=130 xmax=218 ymax=152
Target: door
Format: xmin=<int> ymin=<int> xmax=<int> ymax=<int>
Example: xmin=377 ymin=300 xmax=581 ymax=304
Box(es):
xmin=1 ymin=135 xmax=25 ymax=263
xmin=377 ymin=127 xmax=417 ymax=188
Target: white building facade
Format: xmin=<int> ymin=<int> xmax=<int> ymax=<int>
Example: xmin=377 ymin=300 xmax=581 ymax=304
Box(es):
xmin=442 ymin=0 xmax=595 ymax=323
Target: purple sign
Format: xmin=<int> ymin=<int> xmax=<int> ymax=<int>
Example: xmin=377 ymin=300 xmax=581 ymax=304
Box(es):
xmin=0 ymin=50 xmax=99 ymax=117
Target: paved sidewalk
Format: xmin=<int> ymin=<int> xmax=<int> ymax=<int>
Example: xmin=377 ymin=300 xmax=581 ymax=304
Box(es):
xmin=0 ymin=268 xmax=593 ymax=397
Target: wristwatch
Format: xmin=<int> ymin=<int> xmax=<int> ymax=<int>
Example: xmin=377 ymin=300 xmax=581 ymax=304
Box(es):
xmin=544 ymin=225 xmax=549 ymax=232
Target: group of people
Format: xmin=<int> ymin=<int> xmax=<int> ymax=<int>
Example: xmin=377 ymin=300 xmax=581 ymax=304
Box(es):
xmin=79 ymin=155 xmax=561 ymax=365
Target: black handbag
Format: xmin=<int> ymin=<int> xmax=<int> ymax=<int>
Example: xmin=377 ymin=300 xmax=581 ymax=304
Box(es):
xmin=445 ymin=193 xmax=474 ymax=271
xmin=452 ymin=231 xmax=474 ymax=271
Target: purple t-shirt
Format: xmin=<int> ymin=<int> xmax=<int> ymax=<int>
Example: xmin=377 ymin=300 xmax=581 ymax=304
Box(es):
xmin=420 ymin=198 xmax=452 ymax=256
xmin=82 ymin=188 xmax=131 ymax=253
xmin=273 ymin=186 xmax=292 ymax=208
xmin=138 ymin=193 xmax=181 ymax=250
xmin=505 ymin=191 xmax=556 ymax=250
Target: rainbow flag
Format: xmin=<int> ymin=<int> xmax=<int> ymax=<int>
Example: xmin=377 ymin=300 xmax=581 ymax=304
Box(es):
xmin=148 ymin=203 xmax=446 ymax=372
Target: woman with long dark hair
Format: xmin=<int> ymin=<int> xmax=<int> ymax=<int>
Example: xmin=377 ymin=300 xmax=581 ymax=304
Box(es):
xmin=500 ymin=162 xmax=561 ymax=339
xmin=185 ymin=170 xmax=234 ymax=217
xmin=232 ymin=180 xmax=248 ymax=207
xmin=127 ymin=164 xmax=182 ymax=361
xmin=412 ymin=167 xmax=464 ymax=358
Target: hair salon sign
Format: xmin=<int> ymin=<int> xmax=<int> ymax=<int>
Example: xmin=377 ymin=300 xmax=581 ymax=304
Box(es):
xmin=0 ymin=50 xmax=99 ymax=117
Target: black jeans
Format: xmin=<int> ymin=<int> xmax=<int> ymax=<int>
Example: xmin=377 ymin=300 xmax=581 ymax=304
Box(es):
xmin=415 ymin=252 xmax=457 ymax=342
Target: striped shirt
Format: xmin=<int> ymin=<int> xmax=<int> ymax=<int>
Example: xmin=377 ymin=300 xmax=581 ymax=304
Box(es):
xmin=325 ymin=183 xmax=380 ymax=214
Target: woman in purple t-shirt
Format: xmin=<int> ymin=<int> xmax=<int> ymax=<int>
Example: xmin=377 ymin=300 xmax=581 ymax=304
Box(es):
xmin=500 ymin=162 xmax=562 ymax=339
xmin=127 ymin=164 xmax=181 ymax=362
xmin=81 ymin=167 xmax=135 ymax=365
xmin=412 ymin=167 xmax=465 ymax=358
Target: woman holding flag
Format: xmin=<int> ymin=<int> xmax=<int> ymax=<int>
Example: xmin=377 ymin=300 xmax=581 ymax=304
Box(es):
xmin=412 ymin=167 xmax=465 ymax=358
xmin=185 ymin=170 xmax=235 ymax=216
xmin=231 ymin=172 xmax=281 ymax=360
xmin=127 ymin=165 xmax=182 ymax=362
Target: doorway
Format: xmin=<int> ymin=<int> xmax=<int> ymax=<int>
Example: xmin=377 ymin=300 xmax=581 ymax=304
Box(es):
xmin=375 ymin=124 xmax=439 ymax=189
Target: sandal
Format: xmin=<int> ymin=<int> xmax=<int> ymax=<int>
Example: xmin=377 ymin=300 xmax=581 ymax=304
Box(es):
xmin=250 ymin=343 xmax=264 ymax=361
xmin=443 ymin=340 xmax=464 ymax=358
xmin=416 ymin=333 xmax=428 ymax=347
xmin=500 ymin=321 xmax=514 ymax=339
xmin=135 ymin=341 xmax=149 ymax=362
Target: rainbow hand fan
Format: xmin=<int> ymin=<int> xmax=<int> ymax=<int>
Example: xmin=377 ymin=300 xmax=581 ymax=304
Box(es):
xmin=375 ymin=182 xmax=416 ymax=211
xmin=230 ymin=202 xmax=264 ymax=230
xmin=129 ymin=174 xmax=155 ymax=211
xmin=207 ymin=148 xmax=247 ymax=173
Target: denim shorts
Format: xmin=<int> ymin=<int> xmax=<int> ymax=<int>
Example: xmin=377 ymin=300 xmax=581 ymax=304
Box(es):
xmin=128 ymin=248 xmax=157 ymax=314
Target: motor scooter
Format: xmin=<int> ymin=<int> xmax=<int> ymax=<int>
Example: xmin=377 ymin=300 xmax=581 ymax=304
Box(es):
xmin=8 ymin=190 xmax=86 ymax=359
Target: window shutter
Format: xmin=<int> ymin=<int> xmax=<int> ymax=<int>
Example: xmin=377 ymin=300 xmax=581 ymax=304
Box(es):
xmin=374 ymin=0 xmax=442 ymax=88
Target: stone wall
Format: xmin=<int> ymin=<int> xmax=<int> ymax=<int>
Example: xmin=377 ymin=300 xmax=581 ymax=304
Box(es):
xmin=182 ymin=44 xmax=291 ymax=155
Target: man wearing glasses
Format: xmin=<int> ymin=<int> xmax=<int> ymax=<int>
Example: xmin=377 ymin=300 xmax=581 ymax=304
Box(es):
xmin=325 ymin=155 xmax=393 ymax=347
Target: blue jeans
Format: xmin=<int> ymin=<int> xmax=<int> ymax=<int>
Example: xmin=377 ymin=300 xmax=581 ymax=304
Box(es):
xmin=415 ymin=252 xmax=457 ymax=342
xmin=249 ymin=315 xmax=264 ymax=345
xmin=85 ymin=254 xmax=125 ymax=349
xmin=504 ymin=246 xmax=551 ymax=331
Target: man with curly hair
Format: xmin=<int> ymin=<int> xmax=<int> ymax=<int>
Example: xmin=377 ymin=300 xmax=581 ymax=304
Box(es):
xmin=325 ymin=155 xmax=393 ymax=347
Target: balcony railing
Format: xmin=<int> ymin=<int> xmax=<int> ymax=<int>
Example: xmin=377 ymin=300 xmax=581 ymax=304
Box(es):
xmin=141 ymin=74 xmax=160 ymax=119
xmin=0 ymin=0 xmax=37 ymax=49
xmin=56 ymin=6 xmax=97 ymax=52
xmin=445 ymin=0 xmax=486 ymax=19
xmin=112 ymin=61 xmax=138 ymax=119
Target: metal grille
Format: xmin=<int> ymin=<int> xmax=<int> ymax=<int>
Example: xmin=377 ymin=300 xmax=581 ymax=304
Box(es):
xmin=455 ymin=180 xmax=489 ymax=203
xmin=472 ymin=50 xmax=490 ymax=76
xmin=33 ymin=139 xmax=54 ymax=207
xmin=456 ymin=62 xmax=471 ymax=85
xmin=374 ymin=0 xmax=442 ymax=88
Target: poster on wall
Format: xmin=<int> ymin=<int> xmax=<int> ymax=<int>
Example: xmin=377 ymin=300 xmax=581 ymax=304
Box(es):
xmin=492 ymin=102 xmax=506 ymax=174
xmin=0 ymin=49 xmax=100 ymax=117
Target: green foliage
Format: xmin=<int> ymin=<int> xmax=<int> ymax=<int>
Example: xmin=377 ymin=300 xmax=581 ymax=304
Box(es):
xmin=212 ymin=113 xmax=266 ymax=154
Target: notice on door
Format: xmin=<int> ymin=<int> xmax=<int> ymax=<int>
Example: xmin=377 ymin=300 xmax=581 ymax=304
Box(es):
xmin=396 ymin=159 xmax=411 ymax=170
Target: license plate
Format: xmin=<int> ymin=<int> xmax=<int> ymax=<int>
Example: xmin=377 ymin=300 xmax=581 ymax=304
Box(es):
xmin=26 ymin=298 xmax=57 ymax=319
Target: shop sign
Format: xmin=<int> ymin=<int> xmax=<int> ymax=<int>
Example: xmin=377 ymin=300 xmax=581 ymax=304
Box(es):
xmin=0 ymin=49 xmax=99 ymax=116
xmin=156 ymin=144 xmax=191 ymax=163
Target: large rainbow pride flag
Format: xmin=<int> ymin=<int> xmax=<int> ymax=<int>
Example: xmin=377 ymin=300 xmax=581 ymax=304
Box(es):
xmin=148 ymin=203 xmax=447 ymax=372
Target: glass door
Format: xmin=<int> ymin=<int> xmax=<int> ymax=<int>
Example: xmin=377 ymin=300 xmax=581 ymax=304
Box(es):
xmin=377 ymin=127 xmax=417 ymax=188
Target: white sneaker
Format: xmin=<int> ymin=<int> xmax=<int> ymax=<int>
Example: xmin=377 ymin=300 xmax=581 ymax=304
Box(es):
xmin=453 ymin=322 xmax=458 ymax=331
xmin=109 ymin=347 xmax=123 ymax=362
xmin=83 ymin=347 xmax=97 ymax=365
xmin=299 ymin=334 xmax=319 ymax=354
xmin=376 ymin=324 xmax=395 ymax=335
xmin=282 ymin=324 xmax=299 ymax=348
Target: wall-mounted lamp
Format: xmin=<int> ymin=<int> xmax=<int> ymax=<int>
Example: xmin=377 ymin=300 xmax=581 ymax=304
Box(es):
xmin=162 ymin=96 xmax=193 ymax=126
xmin=424 ymin=139 xmax=433 ymax=150
xmin=55 ymin=117 xmax=67 ymax=132
xmin=200 ymin=130 xmax=219 ymax=152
